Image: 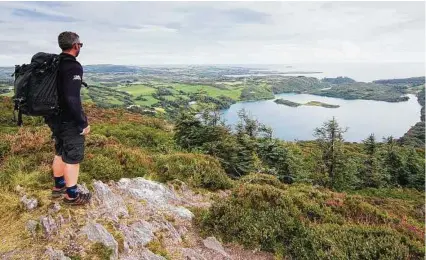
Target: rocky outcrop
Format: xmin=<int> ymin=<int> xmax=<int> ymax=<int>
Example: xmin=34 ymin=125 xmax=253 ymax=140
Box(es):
xmin=45 ymin=247 xmax=71 ymax=260
xmin=117 ymin=178 xmax=194 ymax=220
xmin=203 ymin=237 xmax=232 ymax=259
xmin=40 ymin=215 xmax=58 ymax=239
xmin=81 ymin=221 xmax=119 ymax=260
xmin=93 ymin=180 xmax=129 ymax=221
xmin=120 ymin=249 xmax=166 ymax=260
xmin=28 ymin=177 xmax=272 ymax=260
xmin=26 ymin=220 xmax=38 ymax=237
xmin=117 ymin=178 xmax=178 ymax=205
xmin=182 ymin=248 xmax=207 ymax=260
xmin=120 ymin=220 xmax=155 ymax=250
xmin=20 ymin=195 xmax=38 ymax=211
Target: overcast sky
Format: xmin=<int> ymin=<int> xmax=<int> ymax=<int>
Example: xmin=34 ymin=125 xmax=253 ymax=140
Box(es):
xmin=0 ymin=1 xmax=424 ymax=66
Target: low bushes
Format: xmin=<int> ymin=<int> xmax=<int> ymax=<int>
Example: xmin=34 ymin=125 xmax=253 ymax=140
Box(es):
xmin=196 ymin=183 xmax=425 ymax=259
xmin=92 ymin=123 xmax=176 ymax=153
xmin=238 ymin=173 xmax=283 ymax=188
xmin=153 ymin=153 xmax=233 ymax=190
xmin=81 ymin=145 xmax=153 ymax=183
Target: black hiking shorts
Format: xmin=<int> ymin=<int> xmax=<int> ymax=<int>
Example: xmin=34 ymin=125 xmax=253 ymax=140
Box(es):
xmin=45 ymin=117 xmax=85 ymax=164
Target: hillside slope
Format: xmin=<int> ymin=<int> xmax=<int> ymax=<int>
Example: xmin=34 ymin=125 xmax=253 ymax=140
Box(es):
xmin=0 ymin=97 xmax=424 ymax=259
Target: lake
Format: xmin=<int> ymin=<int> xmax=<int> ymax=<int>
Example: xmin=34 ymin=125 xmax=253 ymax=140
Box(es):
xmin=221 ymin=93 xmax=421 ymax=142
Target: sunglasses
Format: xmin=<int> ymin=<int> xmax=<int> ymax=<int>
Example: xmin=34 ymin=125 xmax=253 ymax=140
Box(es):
xmin=74 ymin=42 xmax=83 ymax=48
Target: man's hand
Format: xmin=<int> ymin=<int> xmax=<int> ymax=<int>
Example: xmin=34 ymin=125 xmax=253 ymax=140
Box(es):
xmin=80 ymin=125 xmax=91 ymax=135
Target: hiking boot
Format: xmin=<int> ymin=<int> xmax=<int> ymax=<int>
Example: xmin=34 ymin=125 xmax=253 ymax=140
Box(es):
xmin=51 ymin=186 xmax=67 ymax=199
xmin=63 ymin=192 xmax=92 ymax=206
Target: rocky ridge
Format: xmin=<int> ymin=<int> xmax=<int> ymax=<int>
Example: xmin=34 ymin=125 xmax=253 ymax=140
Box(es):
xmin=8 ymin=177 xmax=273 ymax=260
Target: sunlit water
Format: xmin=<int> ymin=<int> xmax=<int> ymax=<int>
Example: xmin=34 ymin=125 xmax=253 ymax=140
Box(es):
xmin=221 ymin=93 xmax=421 ymax=142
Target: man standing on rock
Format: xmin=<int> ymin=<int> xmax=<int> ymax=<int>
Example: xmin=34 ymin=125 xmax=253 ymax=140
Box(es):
xmin=45 ymin=31 xmax=91 ymax=205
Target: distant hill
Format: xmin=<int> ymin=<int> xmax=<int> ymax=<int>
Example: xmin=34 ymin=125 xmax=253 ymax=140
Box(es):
xmin=400 ymin=86 xmax=425 ymax=147
xmin=83 ymin=64 xmax=141 ymax=74
xmin=322 ymin=76 xmax=356 ymax=84
xmin=373 ymin=76 xmax=425 ymax=86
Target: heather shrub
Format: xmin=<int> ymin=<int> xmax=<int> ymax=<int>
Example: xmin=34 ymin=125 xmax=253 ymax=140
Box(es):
xmin=154 ymin=153 xmax=233 ymax=190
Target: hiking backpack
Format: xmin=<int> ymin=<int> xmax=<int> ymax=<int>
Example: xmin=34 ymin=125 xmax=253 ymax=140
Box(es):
xmin=12 ymin=52 xmax=61 ymax=126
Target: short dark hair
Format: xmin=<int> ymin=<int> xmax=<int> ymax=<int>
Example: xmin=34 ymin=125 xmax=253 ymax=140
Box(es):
xmin=58 ymin=31 xmax=80 ymax=51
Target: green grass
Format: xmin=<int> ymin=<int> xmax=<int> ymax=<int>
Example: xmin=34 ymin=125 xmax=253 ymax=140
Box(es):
xmin=171 ymin=83 xmax=243 ymax=100
xmin=118 ymin=85 xmax=157 ymax=96
xmin=134 ymin=96 xmax=159 ymax=106
xmin=81 ymin=88 xmax=93 ymax=102
xmin=3 ymin=92 xmax=13 ymax=97
xmin=0 ymin=91 xmax=14 ymax=97
xmin=105 ymin=96 xmax=124 ymax=105
xmin=163 ymin=95 xmax=176 ymax=101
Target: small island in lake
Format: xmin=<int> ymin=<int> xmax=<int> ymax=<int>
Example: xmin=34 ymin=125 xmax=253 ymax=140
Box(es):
xmin=274 ymin=99 xmax=301 ymax=107
xmin=305 ymin=101 xmax=340 ymax=108
xmin=274 ymin=99 xmax=340 ymax=108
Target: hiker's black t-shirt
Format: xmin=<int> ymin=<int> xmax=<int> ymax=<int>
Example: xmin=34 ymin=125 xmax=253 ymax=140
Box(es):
xmin=57 ymin=53 xmax=88 ymax=132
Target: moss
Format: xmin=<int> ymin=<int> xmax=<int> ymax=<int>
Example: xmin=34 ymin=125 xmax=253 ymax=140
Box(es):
xmin=146 ymin=234 xmax=171 ymax=260
xmin=103 ymin=222 xmax=125 ymax=254
xmin=85 ymin=242 xmax=113 ymax=260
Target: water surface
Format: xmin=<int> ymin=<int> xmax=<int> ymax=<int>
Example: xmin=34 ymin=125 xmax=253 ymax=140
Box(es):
xmin=221 ymin=93 xmax=421 ymax=142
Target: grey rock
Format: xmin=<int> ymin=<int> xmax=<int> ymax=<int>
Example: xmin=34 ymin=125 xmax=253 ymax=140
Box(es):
xmin=203 ymin=237 xmax=231 ymax=259
xmin=57 ymin=214 xmax=66 ymax=225
xmin=120 ymin=221 xmax=154 ymax=250
xmin=45 ymin=247 xmax=71 ymax=260
xmin=93 ymin=180 xmax=128 ymax=221
xmin=161 ymin=221 xmax=182 ymax=244
xmin=149 ymin=219 xmax=181 ymax=245
xmin=40 ymin=215 xmax=58 ymax=238
xmin=117 ymin=178 xmax=177 ymax=206
xmin=63 ymin=241 xmax=84 ymax=258
xmin=26 ymin=220 xmax=39 ymax=237
xmin=141 ymin=250 xmax=167 ymax=260
xmin=178 ymin=226 xmax=189 ymax=236
xmin=119 ymin=249 xmax=166 ymax=260
xmin=0 ymin=250 xmax=18 ymax=260
xmin=48 ymin=202 xmax=61 ymax=214
xmin=81 ymin=221 xmax=118 ymax=260
xmin=20 ymin=195 xmax=38 ymax=211
xmin=77 ymin=183 xmax=90 ymax=194
xmin=168 ymin=206 xmax=194 ymax=220
xmin=117 ymin=178 xmax=193 ymax=220
xmin=182 ymin=248 xmax=207 ymax=260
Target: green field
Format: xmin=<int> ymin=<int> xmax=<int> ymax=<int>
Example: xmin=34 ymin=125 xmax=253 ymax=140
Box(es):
xmin=134 ymin=95 xmax=159 ymax=106
xmin=171 ymin=83 xmax=243 ymax=100
xmin=118 ymin=84 xmax=157 ymax=96
xmin=1 ymin=92 xmax=13 ymax=97
xmin=105 ymin=96 xmax=124 ymax=105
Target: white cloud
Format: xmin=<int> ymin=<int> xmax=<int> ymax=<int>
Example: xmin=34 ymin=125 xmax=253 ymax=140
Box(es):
xmin=0 ymin=1 xmax=424 ymax=66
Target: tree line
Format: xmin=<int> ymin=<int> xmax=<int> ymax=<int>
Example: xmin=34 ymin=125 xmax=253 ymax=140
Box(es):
xmin=174 ymin=108 xmax=425 ymax=191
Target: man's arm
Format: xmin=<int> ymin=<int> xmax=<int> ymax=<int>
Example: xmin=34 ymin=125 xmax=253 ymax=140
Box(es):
xmin=62 ymin=65 xmax=88 ymax=131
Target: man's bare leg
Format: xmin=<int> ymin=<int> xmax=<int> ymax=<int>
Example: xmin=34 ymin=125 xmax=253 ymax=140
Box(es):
xmin=53 ymin=155 xmax=65 ymax=178
xmin=63 ymin=163 xmax=80 ymax=199
xmin=52 ymin=155 xmax=66 ymax=192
